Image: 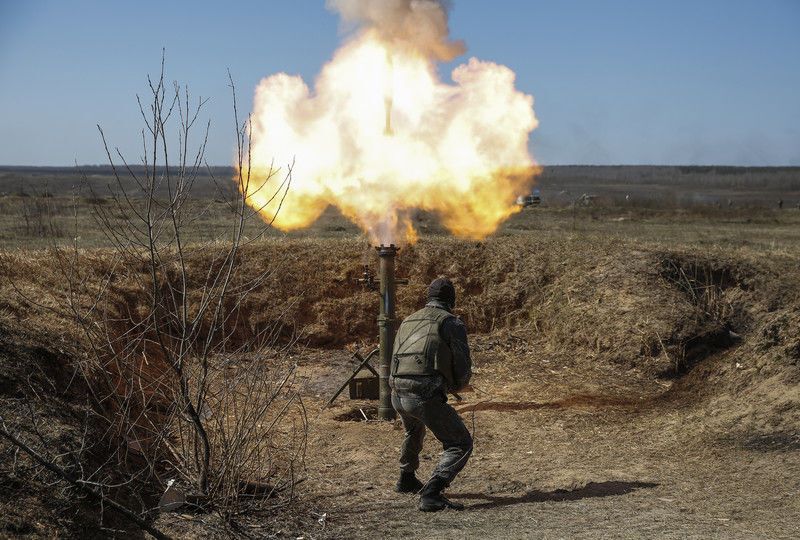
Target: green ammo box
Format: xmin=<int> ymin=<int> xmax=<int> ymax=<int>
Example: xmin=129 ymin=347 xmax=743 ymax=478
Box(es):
xmin=349 ymin=371 xmax=379 ymax=400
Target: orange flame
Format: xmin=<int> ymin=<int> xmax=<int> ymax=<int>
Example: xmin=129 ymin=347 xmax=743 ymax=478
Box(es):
xmin=241 ymin=27 xmax=539 ymax=244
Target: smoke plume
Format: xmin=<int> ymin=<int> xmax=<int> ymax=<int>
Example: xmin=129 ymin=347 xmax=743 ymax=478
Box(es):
xmin=327 ymin=0 xmax=466 ymax=61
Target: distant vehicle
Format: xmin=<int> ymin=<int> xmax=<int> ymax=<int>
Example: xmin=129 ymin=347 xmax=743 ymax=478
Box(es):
xmin=516 ymin=188 xmax=541 ymax=208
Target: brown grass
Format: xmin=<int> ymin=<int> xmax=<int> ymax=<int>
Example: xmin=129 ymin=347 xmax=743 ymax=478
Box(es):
xmin=1 ymin=211 xmax=799 ymax=536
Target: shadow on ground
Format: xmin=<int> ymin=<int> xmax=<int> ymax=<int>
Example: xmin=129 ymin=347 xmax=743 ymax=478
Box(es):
xmin=456 ymin=481 xmax=659 ymax=510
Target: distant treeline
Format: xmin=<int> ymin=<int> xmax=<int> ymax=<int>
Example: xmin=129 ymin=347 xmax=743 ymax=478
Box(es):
xmin=0 ymin=165 xmax=232 ymax=177
xmin=537 ymin=165 xmax=800 ymax=190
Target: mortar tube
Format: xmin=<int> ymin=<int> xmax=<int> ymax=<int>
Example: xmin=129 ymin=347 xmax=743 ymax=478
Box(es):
xmin=376 ymin=244 xmax=398 ymax=421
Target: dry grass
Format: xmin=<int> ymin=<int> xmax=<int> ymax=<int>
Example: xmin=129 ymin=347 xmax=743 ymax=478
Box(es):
xmin=3 ymin=231 xmax=797 ymax=428
xmin=1 ymin=195 xmax=800 ymax=536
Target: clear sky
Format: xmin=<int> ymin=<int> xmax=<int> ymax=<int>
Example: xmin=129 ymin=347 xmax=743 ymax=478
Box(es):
xmin=1 ymin=0 xmax=798 ymax=166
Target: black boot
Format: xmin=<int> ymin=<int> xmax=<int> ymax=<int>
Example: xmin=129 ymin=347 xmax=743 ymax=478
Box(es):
xmin=418 ymin=477 xmax=464 ymax=512
xmin=395 ymin=472 xmax=424 ymax=494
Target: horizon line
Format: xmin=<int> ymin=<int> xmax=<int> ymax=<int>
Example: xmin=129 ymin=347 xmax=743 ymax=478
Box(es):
xmin=1 ymin=163 xmax=799 ymax=169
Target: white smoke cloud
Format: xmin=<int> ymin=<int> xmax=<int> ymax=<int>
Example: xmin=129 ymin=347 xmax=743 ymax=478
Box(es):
xmin=327 ymin=0 xmax=466 ymax=61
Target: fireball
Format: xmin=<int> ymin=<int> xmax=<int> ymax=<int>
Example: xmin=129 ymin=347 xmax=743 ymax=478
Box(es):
xmin=241 ymin=1 xmax=539 ymax=244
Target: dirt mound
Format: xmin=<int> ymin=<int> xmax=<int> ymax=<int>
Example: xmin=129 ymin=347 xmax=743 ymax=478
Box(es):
xmin=3 ymin=238 xmax=797 ymax=404
xmin=0 ymin=329 xmax=148 ymax=536
xmin=645 ymin=249 xmax=799 ymax=451
xmin=668 ymin=280 xmax=800 ymax=449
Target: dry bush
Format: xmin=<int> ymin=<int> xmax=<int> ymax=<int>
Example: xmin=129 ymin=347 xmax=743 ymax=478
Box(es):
xmin=1 ymin=57 xmax=306 ymax=532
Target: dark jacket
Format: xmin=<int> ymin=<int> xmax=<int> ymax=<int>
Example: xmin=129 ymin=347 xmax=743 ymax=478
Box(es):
xmin=389 ymin=299 xmax=472 ymax=397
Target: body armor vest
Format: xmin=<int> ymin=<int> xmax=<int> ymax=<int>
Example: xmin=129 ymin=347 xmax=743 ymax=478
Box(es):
xmin=391 ymin=306 xmax=455 ymax=387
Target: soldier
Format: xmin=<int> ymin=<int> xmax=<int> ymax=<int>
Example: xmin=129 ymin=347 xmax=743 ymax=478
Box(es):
xmin=390 ymin=277 xmax=473 ymax=512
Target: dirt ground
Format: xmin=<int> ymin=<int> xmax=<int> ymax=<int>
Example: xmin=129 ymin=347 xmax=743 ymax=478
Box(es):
xmin=225 ymin=338 xmax=796 ymax=540
xmin=2 ymin=210 xmax=799 ymax=538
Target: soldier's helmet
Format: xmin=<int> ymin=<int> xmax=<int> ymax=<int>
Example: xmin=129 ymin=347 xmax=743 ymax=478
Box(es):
xmin=428 ymin=277 xmax=456 ymax=309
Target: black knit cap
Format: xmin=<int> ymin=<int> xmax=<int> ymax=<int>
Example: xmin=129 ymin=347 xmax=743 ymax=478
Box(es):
xmin=428 ymin=277 xmax=456 ymax=308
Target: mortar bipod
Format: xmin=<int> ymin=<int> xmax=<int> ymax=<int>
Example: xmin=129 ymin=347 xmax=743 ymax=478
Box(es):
xmin=325 ymin=348 xmax=380 ymax=408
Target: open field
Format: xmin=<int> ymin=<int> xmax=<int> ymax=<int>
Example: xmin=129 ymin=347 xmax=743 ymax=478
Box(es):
xmin=1 ymin=166 xmax=799 ymax=538
xmin=1 ymin=165 xmax=799 ymax=251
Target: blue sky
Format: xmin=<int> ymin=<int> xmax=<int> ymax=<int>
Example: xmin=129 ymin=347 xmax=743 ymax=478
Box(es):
xmin=1 ymin=0 xmax=798 ymax=166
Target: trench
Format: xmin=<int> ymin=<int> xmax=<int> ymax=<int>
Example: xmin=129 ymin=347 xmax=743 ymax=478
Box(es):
xmin=656 ymin=254 xmax=752 ymax=378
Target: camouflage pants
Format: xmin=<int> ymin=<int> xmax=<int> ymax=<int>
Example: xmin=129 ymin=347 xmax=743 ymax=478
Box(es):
xmin=391 ymin=390 xmax=473 ymax=487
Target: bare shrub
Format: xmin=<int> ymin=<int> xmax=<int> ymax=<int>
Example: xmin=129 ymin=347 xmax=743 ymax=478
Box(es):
xmin=2 ymin=56 xmax=305 ymax=529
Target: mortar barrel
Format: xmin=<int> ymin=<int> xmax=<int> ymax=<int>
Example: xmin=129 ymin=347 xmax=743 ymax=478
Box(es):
xmin=376 ymin=244 xmax=398 ymax=421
